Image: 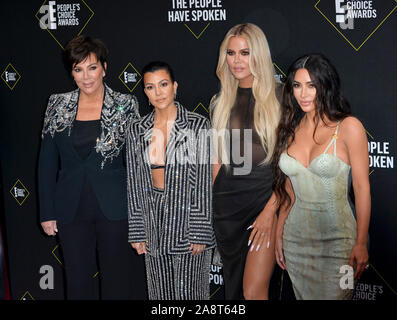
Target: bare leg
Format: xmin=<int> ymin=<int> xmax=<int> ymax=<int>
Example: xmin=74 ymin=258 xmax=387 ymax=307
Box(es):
xmin=243 ymin=215 xmax=277 ymax=300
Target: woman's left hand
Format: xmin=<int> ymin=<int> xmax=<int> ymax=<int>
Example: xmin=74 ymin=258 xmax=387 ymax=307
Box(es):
xmin=248 ymin=209 xmax=275 ymax=253
xmin=190 ymin=244 xmax=206 ymax=255
xmin=349 ymin=243 xmax=369 ymax=279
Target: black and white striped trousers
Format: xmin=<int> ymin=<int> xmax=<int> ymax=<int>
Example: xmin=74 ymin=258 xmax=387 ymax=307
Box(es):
xmin=145 ymin=187 xmax=212 ymax=300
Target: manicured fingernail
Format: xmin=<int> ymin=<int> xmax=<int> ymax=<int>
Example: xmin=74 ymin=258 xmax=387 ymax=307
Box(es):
xmin=256 ymin=244 xmax=260 ymax=251
xmin=250 ymin=245 xmax=254 ymax=252
xmin=247 ymin=225 xmax=253 ymax=230
xmin=248 ymin=240 xmax=252 ymax=246
xmin=267 ymin=241 xmax=270 ymax=249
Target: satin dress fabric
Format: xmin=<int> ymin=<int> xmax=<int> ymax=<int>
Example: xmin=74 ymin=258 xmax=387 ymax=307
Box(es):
xmin=279 ymin=125 xmax=357 ymax=300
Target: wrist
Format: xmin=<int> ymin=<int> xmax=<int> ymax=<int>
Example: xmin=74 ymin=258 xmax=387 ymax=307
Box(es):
xmin=262 ymin=207 xmax=277 ymax=217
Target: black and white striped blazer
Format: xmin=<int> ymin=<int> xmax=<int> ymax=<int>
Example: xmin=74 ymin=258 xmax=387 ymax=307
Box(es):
xmin=126 ymin=102 xmax=215 ymax=256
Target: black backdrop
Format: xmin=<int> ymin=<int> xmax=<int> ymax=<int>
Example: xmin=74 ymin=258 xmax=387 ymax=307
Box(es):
xmin=0 ymin=0 xmax=396 ymax=300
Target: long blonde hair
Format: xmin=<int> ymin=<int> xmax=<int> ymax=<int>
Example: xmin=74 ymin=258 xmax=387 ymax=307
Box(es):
xmin=211 ymin=23 xmax=280 ymax=165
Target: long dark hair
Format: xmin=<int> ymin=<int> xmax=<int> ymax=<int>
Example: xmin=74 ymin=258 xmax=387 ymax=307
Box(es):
xmin=272 ymin=53 xmax=352 ymax=208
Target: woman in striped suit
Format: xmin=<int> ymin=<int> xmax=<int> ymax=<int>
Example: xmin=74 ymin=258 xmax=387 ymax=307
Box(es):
xmin=126 ymin=61 xmax=215 ymax=300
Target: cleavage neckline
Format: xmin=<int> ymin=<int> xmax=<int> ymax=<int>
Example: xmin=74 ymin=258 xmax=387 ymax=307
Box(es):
xmin=282 ymin=152 xmax=350 ymax=170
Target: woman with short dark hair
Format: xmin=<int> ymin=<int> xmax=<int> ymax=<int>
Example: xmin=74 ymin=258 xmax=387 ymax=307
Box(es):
xmin=38 ymin=35 xmax=146 ymax=299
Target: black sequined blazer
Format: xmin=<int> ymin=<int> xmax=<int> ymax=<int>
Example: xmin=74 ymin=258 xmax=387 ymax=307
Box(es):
xmin=38 ymin=84 xmax=140 ymax=224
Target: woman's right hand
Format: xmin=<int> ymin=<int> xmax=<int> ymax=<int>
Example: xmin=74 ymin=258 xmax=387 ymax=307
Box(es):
xmin=131 ymin=242 xmax=147 ymax=255
xmin=41 ymin=220 xmax=58 ymax=236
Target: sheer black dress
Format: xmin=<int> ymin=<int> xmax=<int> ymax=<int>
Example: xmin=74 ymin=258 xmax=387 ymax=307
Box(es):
xmin=213 ymin=87 xmax=273 ymax=299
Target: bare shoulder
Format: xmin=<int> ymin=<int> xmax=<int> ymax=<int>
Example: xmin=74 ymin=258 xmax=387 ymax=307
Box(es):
xmin=339 ymin=116 xmax=367 ymax=144
xmin=339 ymin=116 xmax=365 ymax=135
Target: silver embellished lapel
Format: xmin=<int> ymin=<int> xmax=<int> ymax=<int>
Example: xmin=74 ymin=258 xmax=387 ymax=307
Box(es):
xmin=42 ymin=83 xmax=139 ymax=169
xmin=42 ymin=88 xmax=79 ymax=137
xmin=95 ymin=84 xmax=137 ymax=168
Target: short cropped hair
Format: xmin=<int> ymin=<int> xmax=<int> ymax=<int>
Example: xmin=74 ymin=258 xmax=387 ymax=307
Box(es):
xmin=64 ymin=35 xmax=108 ymax=72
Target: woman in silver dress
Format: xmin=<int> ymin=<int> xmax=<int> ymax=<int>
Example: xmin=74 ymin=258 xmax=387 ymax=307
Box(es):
xmin=273 ymin=53 xmax=370 ymax=299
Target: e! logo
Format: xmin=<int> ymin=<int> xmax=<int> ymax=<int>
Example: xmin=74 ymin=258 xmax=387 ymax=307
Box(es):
xmin=39 ymin=2 xmax=57 ymax=30
xmin=335 ymin=0 xmax=354 ymax=29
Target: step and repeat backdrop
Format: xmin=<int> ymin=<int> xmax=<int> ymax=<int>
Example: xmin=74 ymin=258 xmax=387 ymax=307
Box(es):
xmin=0 ymin=0 xmax=396 ymax=300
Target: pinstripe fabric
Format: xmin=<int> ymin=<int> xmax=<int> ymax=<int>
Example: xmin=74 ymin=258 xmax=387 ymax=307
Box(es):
xmin=126 ymin=102 xmax=215 ymax=256
xmin=146 ymin=187 xmax=211 ymax=300
xmin=145 ymin=250 xmax=212 ymax=300
xmin=151 ymin=186 xmax=166 ymax=237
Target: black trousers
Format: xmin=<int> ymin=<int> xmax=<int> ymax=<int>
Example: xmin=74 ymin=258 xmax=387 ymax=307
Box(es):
xmin=57 ymin=183 xmax=147 ymax=300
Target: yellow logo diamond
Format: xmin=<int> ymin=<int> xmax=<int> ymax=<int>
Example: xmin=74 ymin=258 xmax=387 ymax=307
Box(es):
xmin=184 ymin=23 xmax=211 ymax=39
xmin=10 ymin=179 xmax=30 ymax=206
xmin=118 ymin=62 xmax=142 ymax=93
xmin=1 ymin=63 xmax=21 ymax=90
xmin=52 ymin=243 xmax=63 ymax=266
xmin=193 ymin=102 xmax=209 ymax=114
xmin=52 ymin=243 xmax=98 ymax=277
xmin=20 ymin=291 xmax=35 ymax=300
xmin=315 ymin=0 xmax=397 ymax=51
xmin=35 ymin=0 xmax=94 ymax=50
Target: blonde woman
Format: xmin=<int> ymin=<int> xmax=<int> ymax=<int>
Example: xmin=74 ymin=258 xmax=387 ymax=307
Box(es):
xmin=211 ymin=23 xmax=281 ymax=300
